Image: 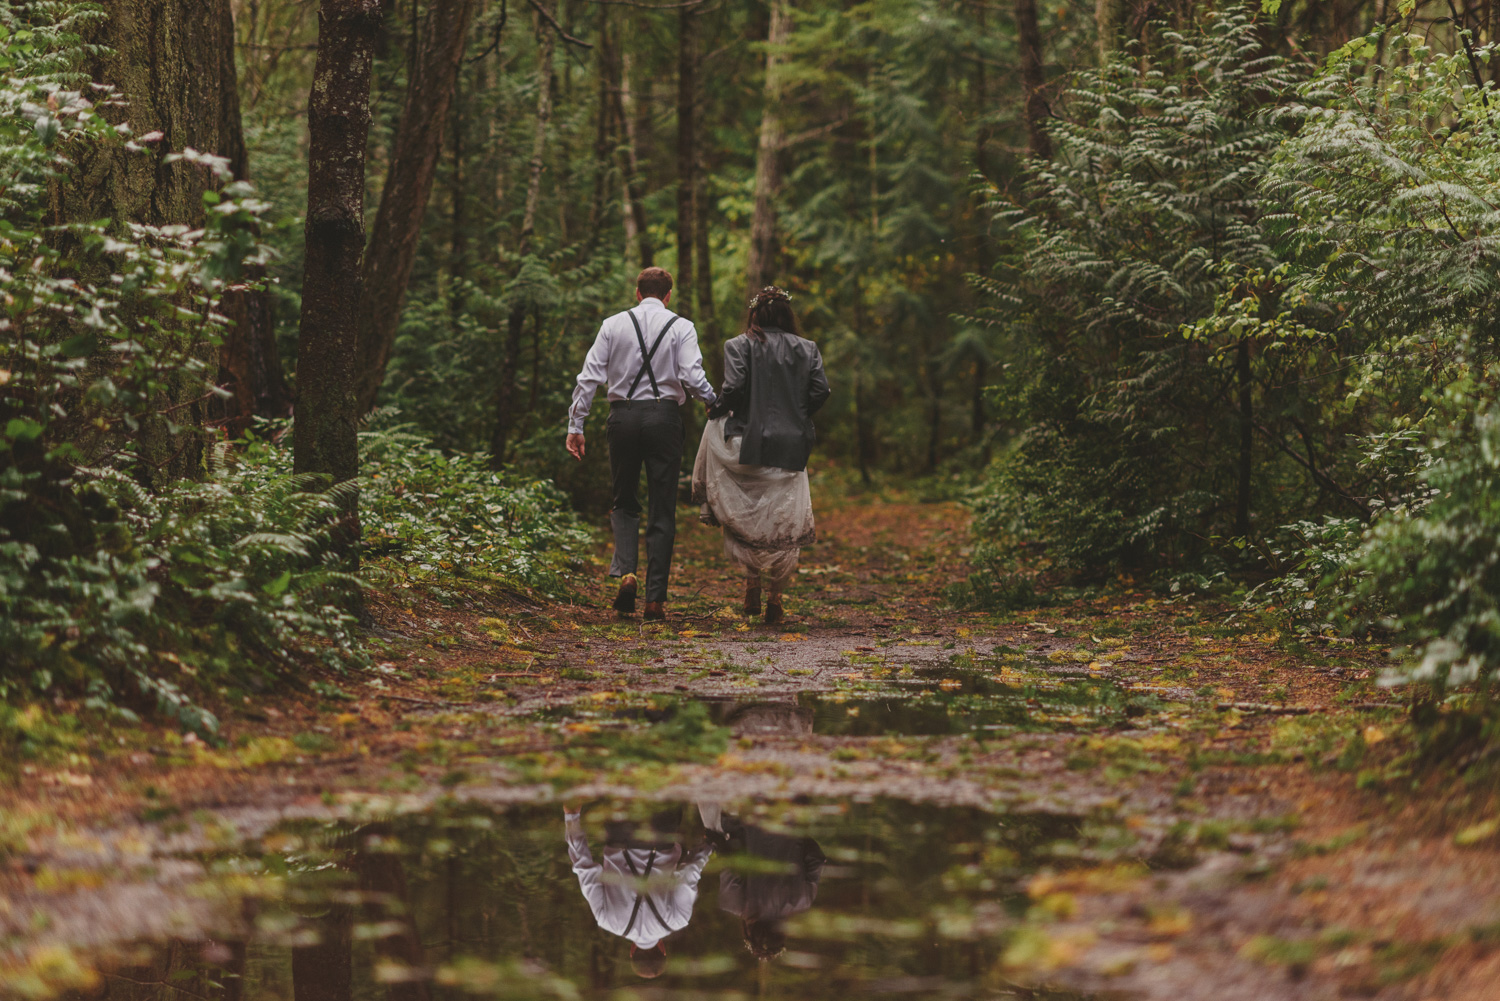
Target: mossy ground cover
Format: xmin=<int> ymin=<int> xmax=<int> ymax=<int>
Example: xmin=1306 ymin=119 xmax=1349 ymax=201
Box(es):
xmin=3 ymin=487 xmax=1500 ymax=999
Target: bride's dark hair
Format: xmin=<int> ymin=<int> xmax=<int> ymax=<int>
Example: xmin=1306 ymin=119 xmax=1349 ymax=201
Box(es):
xmin=744 ymin=286 xmax=802 ymax=342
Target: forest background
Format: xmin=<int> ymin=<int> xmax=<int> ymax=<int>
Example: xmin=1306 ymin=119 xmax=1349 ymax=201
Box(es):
xmin=2 ymin=0 xmax=1500 ymax=741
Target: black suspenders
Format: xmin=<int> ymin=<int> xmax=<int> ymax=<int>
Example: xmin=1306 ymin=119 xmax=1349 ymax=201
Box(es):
xmin=626 ymin=310 xmax=682 ymax=400
xmin=621 ymin=849 xmax=669 ymax=936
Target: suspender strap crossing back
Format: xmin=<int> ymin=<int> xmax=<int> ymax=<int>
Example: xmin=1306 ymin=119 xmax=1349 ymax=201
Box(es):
xmin=627 ymin=310 xmax=682 ymax=400
xmin=622 ymin=849 xmax=669 ymax=936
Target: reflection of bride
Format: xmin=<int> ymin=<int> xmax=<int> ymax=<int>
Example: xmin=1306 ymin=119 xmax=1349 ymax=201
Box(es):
xmin=699 ymin=804 xmax=827 ymax=961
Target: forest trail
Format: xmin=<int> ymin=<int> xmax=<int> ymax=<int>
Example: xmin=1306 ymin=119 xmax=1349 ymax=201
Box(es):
xmin=5 ymin=494 xmax=1500 ymax=1000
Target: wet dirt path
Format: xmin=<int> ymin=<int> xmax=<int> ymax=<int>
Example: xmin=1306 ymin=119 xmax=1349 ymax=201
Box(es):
xmin=5 ymin=494 xmax=1500 ymax=999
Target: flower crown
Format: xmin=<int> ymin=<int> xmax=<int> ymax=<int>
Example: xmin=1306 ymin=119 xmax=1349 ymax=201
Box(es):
xmin=748 ymin=286 xmax=793 ymax=310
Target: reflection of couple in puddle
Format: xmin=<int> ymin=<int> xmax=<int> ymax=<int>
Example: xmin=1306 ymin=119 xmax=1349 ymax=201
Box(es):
xmin=564 ymin=699 xmax=826 ymax=979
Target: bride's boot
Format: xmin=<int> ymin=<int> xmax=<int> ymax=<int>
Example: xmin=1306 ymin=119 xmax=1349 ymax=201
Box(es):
xmin=743 ymin=576 xmax=762 ymax=617
xmin=764 ymin=590 xmax=784 ymax=626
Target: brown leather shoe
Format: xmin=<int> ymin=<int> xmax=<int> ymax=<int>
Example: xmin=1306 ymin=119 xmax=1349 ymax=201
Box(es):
xmin=743 ymin=584 xmax=762 ymax=617
xmin=764 ymin=595 xmax=784 ymax=626
xmin=612 ymin=574 xmax=638 ymax=616
xmin=643 ymin=601 xmax=666 ymax=621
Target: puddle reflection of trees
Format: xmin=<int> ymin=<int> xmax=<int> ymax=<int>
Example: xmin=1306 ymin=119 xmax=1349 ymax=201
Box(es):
xmin=100 ymin=699 xmax=1089 ymax=1001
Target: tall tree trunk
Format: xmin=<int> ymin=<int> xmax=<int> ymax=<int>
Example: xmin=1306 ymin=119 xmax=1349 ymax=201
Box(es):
xmin=926 ymin=374 xmax=942 ymax=473
xmin=615 ymin=47 xmax=653 ymax=266
xmin=212 ymin=0 xmax=291 ymax=435
xmin=852 ymin=289 xmax=874 ymax=486
xmin=1097 ymin=0 xmax=1128 ymax=59
xmin=491 ymin=14 xmax=556 ymax=467
xmin=745 ymin=0 xmax=790 ymax=294
xmin=292 ymin=903 xmax=353 ymax=1001
xmin=675 ymin=3 xmax=697 ymax=317
xmin=357 ymin=835 xmax=431 ymax=1001
xmin=354 ymin=0 xmax=476 ymax=414
xmin=974 ymin=2 xmax=994 ymax=183
xmin=74 ymin=0 xmax=274 ymax=483
xmin=695 ymin=162 xmax=716 ymax=365
xmin=1236 ymin=338 xmax=1253 ymax=538
xmin=450 ymin=51 xmax=469 ymax=314
xmin=1015 ymin=0 xmax=1052 ymax=159
xmin=295 ymin=0 xmax=382 ymax=565
xmin=971 ymin=360 xmax=985 ymax=438
xmin=587 ymin=9 xmax=614 ymax=243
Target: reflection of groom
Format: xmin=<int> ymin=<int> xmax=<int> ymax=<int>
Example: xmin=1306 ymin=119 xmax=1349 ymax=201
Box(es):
xmin=563 ymin=804 xmax=714 ymax=979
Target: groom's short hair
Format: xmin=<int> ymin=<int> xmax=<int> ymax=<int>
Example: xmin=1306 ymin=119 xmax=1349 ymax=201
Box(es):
xmin=637 ymin=267 xmax=673 ymax=300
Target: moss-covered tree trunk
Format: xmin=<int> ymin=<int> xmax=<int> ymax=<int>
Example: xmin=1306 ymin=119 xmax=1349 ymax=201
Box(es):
xmin=295 ymin=0 xmax=383 ymax=562
xmin=71 ymin=0 xmax=271 ymax=485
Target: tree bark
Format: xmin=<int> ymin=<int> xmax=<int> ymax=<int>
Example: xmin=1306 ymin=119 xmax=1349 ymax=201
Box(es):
xmin=490 ymin=13 xmax=556 ymax=467
xmin=971 ymin=360 xmax=985 ymax=438
xmin=695 ymin=162 xmax=715 ymax=356
xmin=926 ymin=373 xmax=942 ymax=473
xmin=207 ymin=0 xmax=291 ymax=435
xmin=746 ymin=0 xmax=790 ymax=294
xmin=450 ymin=47 xmax=469 ymax=311
xmin=73 ymin=0 xmax=274 ymax=482
xmin=292 ymin=902 xmax=353 ymax=1001
xmin=675 ymin=3 xmax=697 ymax=317
xmin=1097 ymin=0 xmax=1129 ymax=59
xmin=295 ymin=0 xmax=382 ymax=562
xmin=615 ymin=47 xmax=653 ymax=266
xmin=357 ymin=835 xmax=431 ymax=1001
xmin=587 ymin=8 xmax=614 ymax=243
xmin=1015 ymin=0 xmax=1052 ymax=159
xmin=354 ymin=0 xmax=476 ymax=414
xmin=1235 ymin=338 xmax=1252 ymax=538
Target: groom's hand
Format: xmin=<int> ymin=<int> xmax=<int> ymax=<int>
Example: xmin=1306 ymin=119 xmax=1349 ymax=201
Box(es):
xmin=566 ymin=433 xmax=586 ymax=461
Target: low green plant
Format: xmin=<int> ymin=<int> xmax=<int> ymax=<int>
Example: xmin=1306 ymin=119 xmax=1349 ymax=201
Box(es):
xmin=357 ymin=417 xmax=591 ymax=594
xmin=945 ymin=549 xmax=1043 ymax=611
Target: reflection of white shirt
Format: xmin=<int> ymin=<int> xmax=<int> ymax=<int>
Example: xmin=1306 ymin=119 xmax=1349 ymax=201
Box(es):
xmin=564 ymin=812 xmax=713 ymax=949
xmin=567 ymin=296 xmax=717 ymax=434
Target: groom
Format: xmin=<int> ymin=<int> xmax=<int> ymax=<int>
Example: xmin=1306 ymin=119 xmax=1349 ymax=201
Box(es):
xmin=567 ymin=268 xmax=717 ymax=621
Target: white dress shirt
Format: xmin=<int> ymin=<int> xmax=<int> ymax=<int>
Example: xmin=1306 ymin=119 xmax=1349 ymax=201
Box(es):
xmin=565 ymin=812 xmax=713 ymax=949
xmin=568 ymin=297 xmax=717 ymax=434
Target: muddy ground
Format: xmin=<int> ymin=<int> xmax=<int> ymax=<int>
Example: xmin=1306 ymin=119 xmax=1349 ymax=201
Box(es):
xmin=3 ymin=493 xmax=1500 ymax=1000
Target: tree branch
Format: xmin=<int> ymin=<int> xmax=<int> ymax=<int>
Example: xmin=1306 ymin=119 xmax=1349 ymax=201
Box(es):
xmin=528 ymin=0 xmax=593 ymax=46
xmin=469 ymin=0 xmax=508 ymax=63
xmin=1254 ymin=421 xmax=1371 ymax=519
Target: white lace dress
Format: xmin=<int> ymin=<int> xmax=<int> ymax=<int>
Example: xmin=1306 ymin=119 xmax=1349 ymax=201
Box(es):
xmin=691 ymin=417 xmax=816 ymax=587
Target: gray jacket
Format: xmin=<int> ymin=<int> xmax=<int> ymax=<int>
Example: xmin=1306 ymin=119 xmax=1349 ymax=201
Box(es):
xmin=711 ymin=328 xmax=831 ymax=472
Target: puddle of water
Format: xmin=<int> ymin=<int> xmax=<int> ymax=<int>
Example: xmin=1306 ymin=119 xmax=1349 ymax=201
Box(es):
xmin=804 ymin=666 xmax=1168 ymax=736
xmin=537 ymin=664 xmax=1168 ymax=739
xmin=78 ymin=799 xmax=1116 ymax=1000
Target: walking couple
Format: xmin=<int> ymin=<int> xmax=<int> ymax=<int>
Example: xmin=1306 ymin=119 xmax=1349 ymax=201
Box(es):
xmin=567 ymin=267 xmax=831 ymax=624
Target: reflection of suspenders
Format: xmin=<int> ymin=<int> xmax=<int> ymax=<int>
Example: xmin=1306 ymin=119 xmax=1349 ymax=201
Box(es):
xmin=627 ymin=310 xmax=681 ymax=400
xmin=622 ymin=849 xmax=669 ymax=935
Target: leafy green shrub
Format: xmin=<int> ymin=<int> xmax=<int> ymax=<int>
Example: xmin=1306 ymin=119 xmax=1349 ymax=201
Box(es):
xmin=1348 ymin=400 xmax=1500 ymax=699
xmin=0 ymin=4 xmax=363 ymax=737
xmin=358 ymin=419 xmax=592 ymax=594
xmin=1 ymin=455 xmax=363 ymax=736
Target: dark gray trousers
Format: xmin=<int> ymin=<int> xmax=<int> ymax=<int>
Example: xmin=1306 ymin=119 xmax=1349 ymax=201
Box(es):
xmin=606 ymin=400 xmax=683 ymax=603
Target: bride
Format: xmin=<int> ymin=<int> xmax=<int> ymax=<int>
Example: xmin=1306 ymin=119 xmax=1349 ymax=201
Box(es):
xmin=693 ymin=287 xmax=831 ymax=625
